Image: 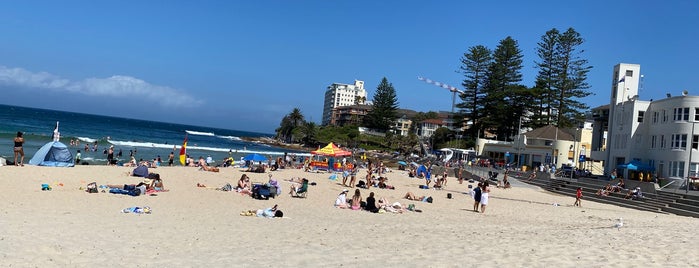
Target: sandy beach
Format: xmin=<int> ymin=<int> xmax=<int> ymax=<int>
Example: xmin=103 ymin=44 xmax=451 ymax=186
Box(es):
xmin=1 ymin=165 xmax=698 ymax=267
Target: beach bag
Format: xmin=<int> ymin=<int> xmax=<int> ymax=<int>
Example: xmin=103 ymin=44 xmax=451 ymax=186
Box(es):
xmin=220 ymin=183 xmax=232 ymax=192
xmin=426 ymin=197 xmax=433 ymax=203
xmin=86 ymin=182 xmax=98 ymax=193
xmin=253 ymin=185 xmax=271 ymax=200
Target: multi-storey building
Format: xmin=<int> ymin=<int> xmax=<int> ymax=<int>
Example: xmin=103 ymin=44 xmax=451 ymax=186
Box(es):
xmin=595 ymin=63 xmax=699 ymax=184
xmin=330 ymin=104 xmax=372 ymax=127
xmin=322 ymin=80 xmax=367 ymax=125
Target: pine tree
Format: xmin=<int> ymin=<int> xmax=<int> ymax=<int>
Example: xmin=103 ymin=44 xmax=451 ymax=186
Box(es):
xmin=457 ymin=45 xmax=492 ymax=140
xmin=364 ymin=77 xmax=399 ymax=132
xmin=553 ymin=28 xmax=592 ymax=127
xmin=532 ymin=28 xmax=560 ymax=128
xmin=482 ymin=36 xmax=525 ymax=140
xmin=533 ymin=28 xmax=592 ymax=128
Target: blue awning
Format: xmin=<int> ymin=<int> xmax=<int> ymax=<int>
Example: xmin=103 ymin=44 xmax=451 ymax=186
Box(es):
xmin=617 ymin=160 xmax=654 ymax=171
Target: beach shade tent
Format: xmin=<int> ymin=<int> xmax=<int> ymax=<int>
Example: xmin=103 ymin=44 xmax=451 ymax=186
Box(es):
xmin=243 ymin=153 xmax=268 ymax=162
xmin=28 ymin=141 xmax=74 ymax=167
xmin=311 ymin=142 xmax=352 ymax=157
xmin=416 ymin=164 xmax=427 ymax=176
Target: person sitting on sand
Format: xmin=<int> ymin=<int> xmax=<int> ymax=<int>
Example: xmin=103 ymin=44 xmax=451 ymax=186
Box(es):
xmin=365 ymin=192 xmax=379 ymax=213
xmin=149 ymin=174 xmax=165 ymax=191
xmin=351 ymin=189 xmax=362 ymax=210
xmin=433 ymin=175 xmax=444 ymax=189
xmin=236 ymin=174 xmax=253 ymax=196
xmin=122 ymin=156 xmax=138 ymax=167
xmin=377 ymin=177 xmax=395 ymax=189
xmin=335 ymin=189 xmax=349 ymax=208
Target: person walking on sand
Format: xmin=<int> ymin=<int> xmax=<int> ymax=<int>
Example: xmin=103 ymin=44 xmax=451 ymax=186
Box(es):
xmin=13 ymin=131 xmax=25 ymax=166
xmin=574 ymin=187 xmax=583 ymax=207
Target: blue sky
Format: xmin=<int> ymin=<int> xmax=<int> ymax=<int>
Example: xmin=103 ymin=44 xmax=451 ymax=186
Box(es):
xmin=1 ymin=1 xmax=698 ymax=134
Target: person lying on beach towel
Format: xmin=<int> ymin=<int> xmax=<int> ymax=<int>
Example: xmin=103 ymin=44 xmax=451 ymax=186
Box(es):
xmin=404 ymin=192 xmax=433 ymax=203
xmin=108 ymin=182 xmax=148 ymax=196
xmin=240 ymin=204 xmax=283 ymax=218
xmin=198 ymin=157 xmax=220 ymax=172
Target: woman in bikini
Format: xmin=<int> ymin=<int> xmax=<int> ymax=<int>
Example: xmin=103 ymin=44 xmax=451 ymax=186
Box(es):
xmin=351 ymin=189 xmax=362 ymax=210
xmin=13 ymin=131 xmax=24 ymax=166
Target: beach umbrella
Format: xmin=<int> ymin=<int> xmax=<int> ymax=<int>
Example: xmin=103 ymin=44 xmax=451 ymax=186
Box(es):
xmin=311 ymin=142 xmax=352 ymax=157
xmin=397 ymin=161 xmax=408 ymax=166
xmin=243 ymin=153 xmax=268 ymax=162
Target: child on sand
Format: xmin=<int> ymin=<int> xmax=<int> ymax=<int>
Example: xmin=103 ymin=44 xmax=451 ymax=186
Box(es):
xmin=574 ymin=187 xmax=582 ymax=207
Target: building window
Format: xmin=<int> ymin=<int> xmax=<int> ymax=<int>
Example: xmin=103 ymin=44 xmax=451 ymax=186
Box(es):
xmin=637 ymin=111 xmax=644 ymax=123
xmin=671 ymin=134 xmax=688 ymax=149
xmin=674 ymin=107 xmax=690 ymax=121
xmin=651 ymin=135 xmax=657 ymax=149
xmin=653 ymin=112 xmax=658 ymax=124
xmin=660 ymin=135 xmax=665 ymax=149
xmin=696 ymin=108 xmax=699 ymax=121
xmin=693 ymin=134 xmax=699 ymax=150
xmin=625 ymin=70 xmax=633 ymax=77
xmin=670 ymin=161 xmax=685 ymax=178
xmin=663 ymin=110 xmax=668 ymax=122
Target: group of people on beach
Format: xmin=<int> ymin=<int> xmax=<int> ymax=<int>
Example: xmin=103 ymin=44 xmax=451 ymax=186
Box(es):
xmin=334 ymin=188 xmax=418 ymax=213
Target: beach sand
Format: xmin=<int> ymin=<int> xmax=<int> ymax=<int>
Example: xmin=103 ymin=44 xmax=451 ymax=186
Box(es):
xmin=1 ymin=165 xmax=698 ymax=267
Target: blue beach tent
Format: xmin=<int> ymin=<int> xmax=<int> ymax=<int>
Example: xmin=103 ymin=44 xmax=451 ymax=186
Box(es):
xmin=29 ymin=141 xmax=75 ymax=167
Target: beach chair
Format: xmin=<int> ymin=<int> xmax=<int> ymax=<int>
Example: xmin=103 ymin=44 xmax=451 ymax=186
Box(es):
xmin=292 ymin=180 xmax=309 ymax=198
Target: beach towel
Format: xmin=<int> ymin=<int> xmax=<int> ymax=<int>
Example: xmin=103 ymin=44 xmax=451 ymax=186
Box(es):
xmin=122 ymin=206 xmax=151 ymax=214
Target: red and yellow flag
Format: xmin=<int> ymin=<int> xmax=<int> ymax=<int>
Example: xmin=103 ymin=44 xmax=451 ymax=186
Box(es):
xmin=179 ymin=135 xmax=188 ymax=165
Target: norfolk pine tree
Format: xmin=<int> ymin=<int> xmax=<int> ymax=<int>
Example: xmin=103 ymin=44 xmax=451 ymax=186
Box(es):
xmin=553 ymin=28 xmax=592 ymax=127
xmin=457 ymin=45 xmax=492 ymax=141
xmin=364 ymin=77 xmax=399 ymax=132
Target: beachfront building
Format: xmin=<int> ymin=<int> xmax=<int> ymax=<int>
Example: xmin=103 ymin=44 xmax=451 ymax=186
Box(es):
xmin=595 ymin=63 xmax=699 ymax=186
xmin=418 ymin=118 xmax=446 ymax=139
xmin=330 ymin=104 xmax=372 ymax=127
xmin=322 ymin=80 xmax=368 ymax=126
xmin=393 ymin=115 xmax=413 ymax=137
xmin=475 ymin=123 xmax=600 ymax=172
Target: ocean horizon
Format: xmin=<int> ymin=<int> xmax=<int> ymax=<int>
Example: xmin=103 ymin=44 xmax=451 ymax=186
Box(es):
xmin=0 ymin=104 xmax=308 ymax=165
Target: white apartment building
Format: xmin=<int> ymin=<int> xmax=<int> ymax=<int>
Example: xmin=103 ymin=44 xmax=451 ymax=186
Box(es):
xmin=322 ymin=80 xmax=368 ymax=126
xmin=599 ymin=63 xmax=699 ymax=183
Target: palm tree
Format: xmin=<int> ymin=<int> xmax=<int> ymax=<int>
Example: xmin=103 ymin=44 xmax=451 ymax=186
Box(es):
xmin=289 ymin=108 xmax=304 ymax=127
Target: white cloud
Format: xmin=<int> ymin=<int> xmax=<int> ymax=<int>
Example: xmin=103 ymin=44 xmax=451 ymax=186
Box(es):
xmin=0 ymin=66 xmax=203 ymax=108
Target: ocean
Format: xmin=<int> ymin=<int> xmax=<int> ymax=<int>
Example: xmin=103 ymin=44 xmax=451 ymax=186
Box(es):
xmin=0 ymin=104 xmax=309 ymax=165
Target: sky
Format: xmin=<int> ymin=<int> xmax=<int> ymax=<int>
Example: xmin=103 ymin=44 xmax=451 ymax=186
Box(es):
xmin=1 ymin=0 xmax=698 ymax=134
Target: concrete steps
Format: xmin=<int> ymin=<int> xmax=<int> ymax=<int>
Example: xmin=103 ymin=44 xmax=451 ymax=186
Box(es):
xmin=515 ymin=175 xmax=699 ymax=218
